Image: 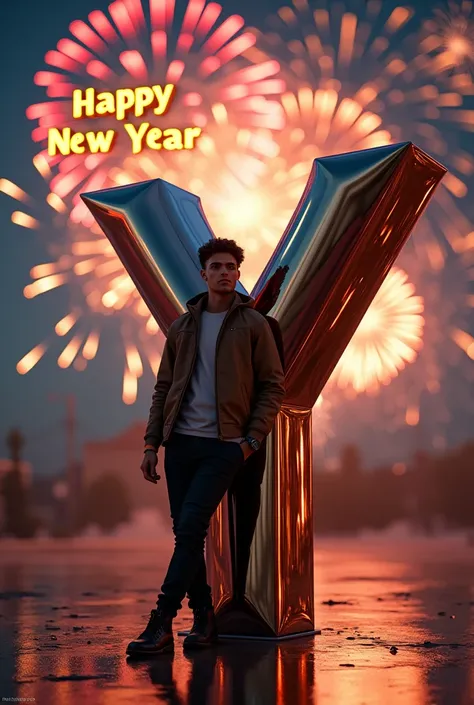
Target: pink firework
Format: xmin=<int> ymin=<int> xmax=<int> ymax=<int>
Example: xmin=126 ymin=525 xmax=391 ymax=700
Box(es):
xmin=27 ymin=0 xmax=285 ymax=224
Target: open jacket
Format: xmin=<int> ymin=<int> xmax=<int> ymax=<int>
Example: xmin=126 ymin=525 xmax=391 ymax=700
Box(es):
xmin=144 ymin=291 xmax=285 ymax=450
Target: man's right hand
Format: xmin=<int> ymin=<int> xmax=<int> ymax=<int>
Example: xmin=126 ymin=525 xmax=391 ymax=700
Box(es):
xmin=141 ymin=449 xmax=160 ymax=484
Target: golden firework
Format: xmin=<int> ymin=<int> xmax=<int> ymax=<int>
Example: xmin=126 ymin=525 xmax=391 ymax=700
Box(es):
xmin=246 ymin=0 xmax=474 ymax=256
xmin=329 ymin=268 xmax=424 ymax=395
xmin=420 ymin=0 xmax=474 ymax=78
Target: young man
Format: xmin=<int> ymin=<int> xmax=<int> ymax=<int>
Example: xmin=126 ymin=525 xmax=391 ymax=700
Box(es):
xmin=126 ymin=238 xmax=285 ymax=657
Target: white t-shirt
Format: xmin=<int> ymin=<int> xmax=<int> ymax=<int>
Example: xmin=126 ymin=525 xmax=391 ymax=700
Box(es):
xmin=174 ymin=309 xmax=244 ymax=443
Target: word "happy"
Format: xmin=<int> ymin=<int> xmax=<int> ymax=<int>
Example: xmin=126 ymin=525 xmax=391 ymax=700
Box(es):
xmin=72 ymin=84 xmax=176 ymax=120
xmin=47 ymin=83 xmax=203 ymax=156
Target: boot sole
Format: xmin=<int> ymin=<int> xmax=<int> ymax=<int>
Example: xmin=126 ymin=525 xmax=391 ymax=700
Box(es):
xmin=126 ymin=642 xmax=174 ymax=657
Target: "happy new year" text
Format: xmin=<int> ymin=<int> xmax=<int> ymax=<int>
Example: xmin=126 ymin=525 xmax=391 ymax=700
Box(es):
xmin=47 ymin=84 xmax=202 ymax=156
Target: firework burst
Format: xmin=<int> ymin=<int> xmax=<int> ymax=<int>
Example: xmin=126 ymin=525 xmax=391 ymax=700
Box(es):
xmin=223 ymin=85 xmax=395 ymax=272
xmin=329 ymin=268 xmax=425 ymax=395
xmin=27 ymin=0 xmax=286 ymax=224
xmin=0 ymin=176 xmax=166 ymax=404
xmin=245 ymin=0 xmax=474 ymax=251
xmin=419 ymin=0 xmax=474 ymax=79
xmin=327 ymin=233 xmax=474 ymax=452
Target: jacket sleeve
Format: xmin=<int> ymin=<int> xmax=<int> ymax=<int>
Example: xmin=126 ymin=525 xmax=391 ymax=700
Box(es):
xmin=246 ymin=317 xmax=286 ymax=444
xmin=143 ymin=324 xmax=176 ymax=449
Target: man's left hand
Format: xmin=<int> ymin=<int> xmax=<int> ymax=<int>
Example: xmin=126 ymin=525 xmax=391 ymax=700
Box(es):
xmin=239 ymin=440 xmax=253 ymax=462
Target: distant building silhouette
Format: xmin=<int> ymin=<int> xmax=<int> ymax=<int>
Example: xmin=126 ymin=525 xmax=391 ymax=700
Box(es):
xmin=1 ymin=429 xmax=39 ymax=538
xmin=0 ymin=459 xmax=32 ymax=485
xmin=0 ymin=459 xmax=32 ymax=532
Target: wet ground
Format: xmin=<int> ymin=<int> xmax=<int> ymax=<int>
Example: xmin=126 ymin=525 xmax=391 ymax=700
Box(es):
xmin=0 ymin=533 xmax=473 ymax=705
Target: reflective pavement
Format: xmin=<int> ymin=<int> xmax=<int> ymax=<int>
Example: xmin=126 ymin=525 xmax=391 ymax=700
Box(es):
xmin=0 ymin=534 xmax=473 ymax=704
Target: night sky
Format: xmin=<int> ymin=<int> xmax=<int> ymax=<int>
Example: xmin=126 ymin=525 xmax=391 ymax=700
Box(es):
xmin=1 ymin=0 xmax=473 ymax=476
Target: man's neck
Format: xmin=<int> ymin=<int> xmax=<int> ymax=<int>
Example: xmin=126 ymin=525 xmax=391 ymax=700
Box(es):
xmin=205 ymin=290 xmax=236 ymax=313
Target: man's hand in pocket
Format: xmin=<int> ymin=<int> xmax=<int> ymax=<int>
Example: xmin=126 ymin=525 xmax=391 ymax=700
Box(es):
xmin=239 ymin=441 xmax=253 ymax=462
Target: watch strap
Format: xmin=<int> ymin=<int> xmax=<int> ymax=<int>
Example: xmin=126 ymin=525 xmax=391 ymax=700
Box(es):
xmin=245 ymin=435 xmax=260 ymax=451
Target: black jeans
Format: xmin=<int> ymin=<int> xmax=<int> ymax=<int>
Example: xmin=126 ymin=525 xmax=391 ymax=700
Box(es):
xmin=229 ymin=442 xmax=267 ymax=602
xmin=157 ymin=432 xmax=244 ymax=616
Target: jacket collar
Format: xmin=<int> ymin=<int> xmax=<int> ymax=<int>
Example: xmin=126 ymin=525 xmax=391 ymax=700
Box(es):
xmin=186 ymin=290 xmax=255 ymax=320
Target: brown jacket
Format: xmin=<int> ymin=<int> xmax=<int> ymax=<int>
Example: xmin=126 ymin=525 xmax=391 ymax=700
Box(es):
xmin=144 ymin=291 xmax=285 ymax=449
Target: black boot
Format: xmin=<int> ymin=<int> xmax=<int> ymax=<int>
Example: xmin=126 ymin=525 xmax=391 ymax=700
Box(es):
xmin=126 ymin=607 xmax=174 ymax=657
xmin=183 ymin=607 xmax=218 ymax=649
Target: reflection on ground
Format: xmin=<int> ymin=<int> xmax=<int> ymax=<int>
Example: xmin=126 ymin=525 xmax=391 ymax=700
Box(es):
xmin=0 ymin=534 xmax=472 ymax=705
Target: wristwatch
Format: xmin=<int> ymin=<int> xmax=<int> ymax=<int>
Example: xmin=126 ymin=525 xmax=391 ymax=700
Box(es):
xmin=244 ymin=435 xmax=261 ymax=452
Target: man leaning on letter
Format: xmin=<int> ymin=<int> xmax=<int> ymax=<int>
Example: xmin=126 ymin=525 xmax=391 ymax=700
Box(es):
xmin=126 ymin=237 xmax=285 ymax=658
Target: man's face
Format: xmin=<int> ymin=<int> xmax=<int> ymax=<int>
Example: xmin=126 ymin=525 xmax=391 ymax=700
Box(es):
xmin=202 ymin=252 xmax=240 ymax=294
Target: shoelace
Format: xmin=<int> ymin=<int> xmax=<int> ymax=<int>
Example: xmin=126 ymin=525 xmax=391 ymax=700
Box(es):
xmin=145 ymin=609 xmax=165 ymax=636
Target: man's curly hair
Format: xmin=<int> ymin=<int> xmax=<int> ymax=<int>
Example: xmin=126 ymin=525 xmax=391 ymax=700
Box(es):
xmin=197 ymin=238 xmax=245 ymax=269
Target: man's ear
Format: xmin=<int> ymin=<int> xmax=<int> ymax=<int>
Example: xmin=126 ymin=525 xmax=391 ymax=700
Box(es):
xmin=200 ymin=269 xmax=207 ymax=281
